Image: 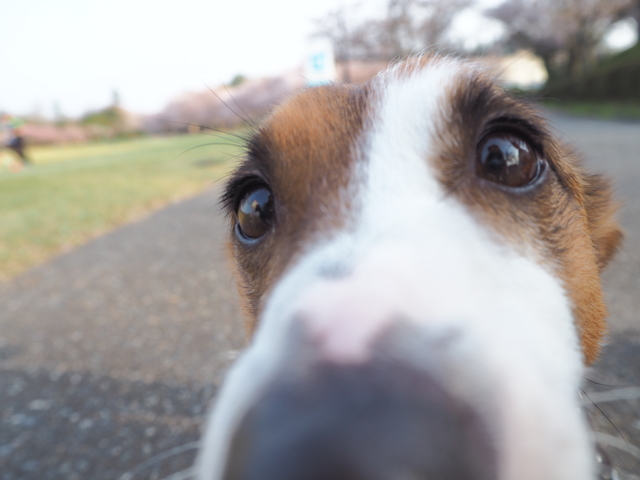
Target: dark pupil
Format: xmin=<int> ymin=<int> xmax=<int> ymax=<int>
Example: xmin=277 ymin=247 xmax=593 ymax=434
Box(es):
xmin=478 ymin=134 xmax=538 ymax=187
xmin=237 ymin=188 xmax=273 ymax=239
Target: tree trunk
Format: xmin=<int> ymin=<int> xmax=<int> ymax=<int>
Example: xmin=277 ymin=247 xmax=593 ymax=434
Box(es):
xmin=539 ymin=51 xmax=564 ymax=87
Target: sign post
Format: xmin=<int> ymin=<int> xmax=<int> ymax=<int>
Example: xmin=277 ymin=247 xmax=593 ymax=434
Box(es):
xmin=304 ymin=38 xmax=337 ymax=86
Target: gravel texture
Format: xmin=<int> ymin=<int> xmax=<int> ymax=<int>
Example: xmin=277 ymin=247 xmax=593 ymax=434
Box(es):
xmin=0 ymin=190 xmax=244 ymax=480
xmin=549 ymin=114 xmax=640 ymax=478
xmin=0 ymin=114 xmax=639 ymax=479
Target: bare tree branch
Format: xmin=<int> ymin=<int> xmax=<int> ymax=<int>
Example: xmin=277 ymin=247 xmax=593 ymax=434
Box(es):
xmin=313 ymin=0 xmax=472 ymax=63
xmin=486 ymin=0 xmax=634 ymax=83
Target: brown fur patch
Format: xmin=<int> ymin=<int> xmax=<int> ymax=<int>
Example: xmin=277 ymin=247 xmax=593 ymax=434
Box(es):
xmin=583 ymin=173 xmax=623 ymax=270
xmin=418 ymin=63 xmax=623 ymax=364
xmin=223 ymin=84 xmax=371 ymax=332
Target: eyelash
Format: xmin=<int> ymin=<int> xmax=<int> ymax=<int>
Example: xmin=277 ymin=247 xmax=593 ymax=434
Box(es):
xmin=222 ymin=175 xmax=268 ymax=216
xmin=482 ymin=119 xmax=544 ymax=152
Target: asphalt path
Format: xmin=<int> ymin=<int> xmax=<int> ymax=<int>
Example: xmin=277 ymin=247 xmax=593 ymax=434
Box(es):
xmin=0 ymin=113 xmax=639 ymax=479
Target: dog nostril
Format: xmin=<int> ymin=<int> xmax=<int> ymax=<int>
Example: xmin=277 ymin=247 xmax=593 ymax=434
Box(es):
xmin=222 ymin=361 xmax=497 ymax=480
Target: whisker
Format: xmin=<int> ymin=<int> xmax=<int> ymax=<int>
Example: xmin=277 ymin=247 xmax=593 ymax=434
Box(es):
xmin=199 ymin=154 xmax=247 ymax=191
xmin=582 ymin=387 xmax=635 ymax=472
xmin=209 ymin=151 xmax=245 ymax=160
xmin=581 ymin=387 xmax=640 ymax=405
xmin=582 ymin=389 xmax=627 ymax=440
xmin=585 ymin=378 xmax=636 ymax=388
xmin=139 ymin=113 xmax=251 ymax=144
xmin=198 ymin=131 xmax=246 ymax=143
xmin=220 ymin=80 xmax=258 ymax=129
xmin=117 ymin=442 xmax=201 ymax=480
xmin=172 ymin=143 xmax=247 ymax=163
xmin=593 ymin=433 xmax=640 ymax=460
xmin=194 ymin=72 xmax=255 ymax=128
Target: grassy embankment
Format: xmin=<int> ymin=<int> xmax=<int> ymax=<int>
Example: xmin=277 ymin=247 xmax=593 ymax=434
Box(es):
xmin=543 ymin=43 xmax=640 ymax=121
xmin=0 ymin=133 xmax=244 ymax=281
xmin=543 ymin=100 xmax=640 ymax=121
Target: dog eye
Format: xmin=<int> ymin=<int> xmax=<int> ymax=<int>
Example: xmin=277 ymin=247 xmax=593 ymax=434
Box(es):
xmin=236 ymin=186 xmax=274 ymax=241
xmin=476 ymin=132 xmax=541 ymax=188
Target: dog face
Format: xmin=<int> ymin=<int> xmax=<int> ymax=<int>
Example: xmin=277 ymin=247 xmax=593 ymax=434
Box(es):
xmin=198 ymin=56 xmax=622 ymax=480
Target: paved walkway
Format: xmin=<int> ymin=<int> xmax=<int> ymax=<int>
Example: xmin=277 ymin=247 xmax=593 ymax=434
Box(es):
xmin=0 ymin=191 xmax=244 ymax=479
xmin=547 ymin=114 xmax=640 ymax=477
xmin=0 ymin=114 xmax=639 ymax=479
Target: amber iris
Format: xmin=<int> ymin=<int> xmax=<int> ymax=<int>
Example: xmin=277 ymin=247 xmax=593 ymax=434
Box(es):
xmin=237 ymin=187 xmax=274 ymax=240
xmin=476 ymin=132 xmax=540 ymax=188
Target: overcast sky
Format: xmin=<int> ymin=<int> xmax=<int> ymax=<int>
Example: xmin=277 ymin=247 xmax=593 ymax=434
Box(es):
xmin=0 ymin=0 xmax=634 ymax=119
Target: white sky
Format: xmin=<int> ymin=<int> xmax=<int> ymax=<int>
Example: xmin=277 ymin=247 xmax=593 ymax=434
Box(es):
xmin=0 ymin=0 xmax=634 ymax=119
xmin=2 ymin=0 xmax=347 ymax=117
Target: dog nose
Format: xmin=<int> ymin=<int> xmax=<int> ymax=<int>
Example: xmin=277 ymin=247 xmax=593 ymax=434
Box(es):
xmin=222 ymin=360 xmax=497 ymax=480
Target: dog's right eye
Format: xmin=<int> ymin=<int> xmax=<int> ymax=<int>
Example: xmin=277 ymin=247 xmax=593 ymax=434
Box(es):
xmin=476 ymin=131 xmax=542 ymax=188
xmin=236 ymin=186 xmax=274 ymax=241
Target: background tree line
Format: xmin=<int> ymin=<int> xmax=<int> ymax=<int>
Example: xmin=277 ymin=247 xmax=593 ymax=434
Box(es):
xmin=314 ymin=0 xmax=640 ymax=98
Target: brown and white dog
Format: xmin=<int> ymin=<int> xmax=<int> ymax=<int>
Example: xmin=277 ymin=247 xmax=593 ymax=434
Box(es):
xmin=197 ymin=55 xmax=622 ymax=480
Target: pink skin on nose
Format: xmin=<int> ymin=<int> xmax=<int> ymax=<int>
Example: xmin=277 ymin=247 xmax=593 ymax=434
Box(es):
xmin=298 ymin=279 xmax=398 ymax=364
xmin=296 ymin=260 xmax=438 ymax=364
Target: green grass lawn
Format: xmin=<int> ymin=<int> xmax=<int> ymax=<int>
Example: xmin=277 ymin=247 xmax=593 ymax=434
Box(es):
xmin=0 ymin=133 xmax=245 ymax=281
xmin=543 ymin=100 xmax=640 ymax=121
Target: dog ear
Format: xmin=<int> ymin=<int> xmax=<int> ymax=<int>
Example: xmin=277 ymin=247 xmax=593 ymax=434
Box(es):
xmin=583 ymin=173 xmax=623 ymax=271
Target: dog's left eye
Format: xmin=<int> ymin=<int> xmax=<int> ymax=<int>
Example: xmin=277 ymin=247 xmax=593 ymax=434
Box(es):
xmin=236 ymin=186 xmax=274 ymax=241
xmin=476 ymin=132 xmax=542 ymax=188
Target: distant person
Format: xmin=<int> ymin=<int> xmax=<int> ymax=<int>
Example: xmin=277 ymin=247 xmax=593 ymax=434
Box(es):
xmin=1 ymin=114 xmax=30 ymax=166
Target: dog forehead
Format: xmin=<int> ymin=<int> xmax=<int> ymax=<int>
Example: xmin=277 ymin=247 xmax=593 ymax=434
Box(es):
xmin=256 ymin=57 xmax=469 ymax=221
xmin=261 ymin=84 xmax=369 ymax=200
